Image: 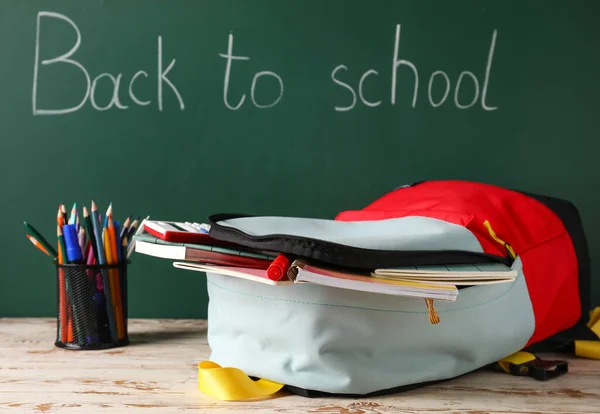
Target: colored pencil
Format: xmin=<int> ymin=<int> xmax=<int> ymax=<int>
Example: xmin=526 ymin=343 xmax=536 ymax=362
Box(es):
xmin=108 ymin=216 xmax=118 ymax=265
xmin=26 ymin=234 xmax=51 ymax=256
xmin=57 ymin=225 xmax=72 ymax=343
xmin=24 ymin=222 xmax=57 ymax=258
xmin=91 ymin=202 xmax=107 ymax=264
xmin=92 ymin=201 xmax=118 ymax=342
xmin=61 ymin=203 xmax=68 ymax=224
xmin=121 ymin=234 xmax=128 ymax=264
xmin=104 ymin=203 xmax=112 ymax=228
xmin=119 ymin=216 xmax=131 ymax=240
xmin=82 ymin=206 xmax=98 ymax=262
xmin=78 ymin=227 xmax=86 ymax=258
xmin=127 ymin=216 xmax=149 ymax=259
xmin=57 ymin=205 xmax=64 ymax=227
xmin=56 ymin=240 xmax=66 ymax=341
xmin=126 ymin=217 xmax=140 ymax=241
xmin=105 ymin=217 xmax=125 ymax=339
xmin=104 ymin=227 xmax=123 ymax=338
xmin=68 ymin=202 xmax=77 ymax=225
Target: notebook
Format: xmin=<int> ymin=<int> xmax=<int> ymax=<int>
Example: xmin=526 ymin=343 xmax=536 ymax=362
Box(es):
xmin=288 ymin=260 xmax=458 ymax=301
xmin=371 ymin=262 xmax=516 ymax=285
xmin=134 ymin=233 xmax=276 ymax=269
xmin=172 ymin=262 xmax=293 ymax=286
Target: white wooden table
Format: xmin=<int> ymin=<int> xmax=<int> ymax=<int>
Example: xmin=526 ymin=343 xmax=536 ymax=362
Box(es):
xmin=1 ymin=318 xmax=599 ymax=413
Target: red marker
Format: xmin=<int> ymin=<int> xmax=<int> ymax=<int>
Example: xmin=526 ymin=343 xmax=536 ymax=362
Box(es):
xmin=267 ymin=254 xmax=291 ymax=281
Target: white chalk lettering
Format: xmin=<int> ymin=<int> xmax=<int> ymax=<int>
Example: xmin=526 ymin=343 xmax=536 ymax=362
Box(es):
xmin=359 ymin=69 xmax=381 ymax=107
xmin=129 ymin=71 xmax=151 ymax=106
xmin=157 ymin=36 xmax=185 ymax=111
xmin=32 ymin=11 xmax=91 ymax=115
xmin=331 ymin=65 xmax=356 ymax=112
xmin=454 ymin=71 xmax=480 ymax=109
xmin=251 ymin=71 xmax=284 ymax=108
xmin=428 ymin=70 xmax=450 ymax=108
xmin=90 ymin=73 xmax=128 ymax=111
xmin=391 ymin=24 xmax=418 ymax=107
xmin=31 ymin=15 xmax=501 ymax=115
xmin=482 ymin=29 xmax=498 ymax=111
xmin=218 ymin=33 xmax=249 ymax=110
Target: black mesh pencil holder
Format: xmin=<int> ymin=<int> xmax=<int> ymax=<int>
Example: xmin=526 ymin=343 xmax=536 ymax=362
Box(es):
xmin=55 ymin=262 xmax=129 ymax=350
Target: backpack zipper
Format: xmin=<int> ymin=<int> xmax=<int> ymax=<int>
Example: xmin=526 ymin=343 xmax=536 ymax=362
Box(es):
xmin=209 ymin=214 xmax=514 ymax=325
xmin=483 ymin=220 xmax=516 ymax=260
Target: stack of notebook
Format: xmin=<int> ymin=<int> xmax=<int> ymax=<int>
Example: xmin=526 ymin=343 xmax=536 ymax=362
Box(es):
xmin=133 ymin=222 xmax=517 ymax=305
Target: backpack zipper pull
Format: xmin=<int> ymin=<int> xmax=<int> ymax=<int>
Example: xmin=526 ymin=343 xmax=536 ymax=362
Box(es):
xmin=425 ymin=298 xmax=440 ymax=324
xmin=483 ymin=220 xmax=516 ymax=260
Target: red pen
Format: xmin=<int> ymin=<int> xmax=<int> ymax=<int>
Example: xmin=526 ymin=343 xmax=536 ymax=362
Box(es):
xmin=267 ymin=254 xmax=291 ymax=281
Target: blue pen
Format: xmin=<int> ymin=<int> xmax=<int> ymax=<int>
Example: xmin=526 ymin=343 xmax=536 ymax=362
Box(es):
xmin=63 ymin=224 xmax=83 ymax=263
xmin=64 ymin=224 xmax=96 ymax=344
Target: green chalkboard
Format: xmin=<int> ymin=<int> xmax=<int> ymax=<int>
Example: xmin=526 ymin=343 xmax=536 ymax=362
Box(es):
xmin=1 ymin=0 xmax=599 ymax=318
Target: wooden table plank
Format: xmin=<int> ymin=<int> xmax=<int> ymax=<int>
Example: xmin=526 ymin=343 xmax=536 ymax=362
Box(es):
xmin=1 ymin=318 xmax=599 ymax=413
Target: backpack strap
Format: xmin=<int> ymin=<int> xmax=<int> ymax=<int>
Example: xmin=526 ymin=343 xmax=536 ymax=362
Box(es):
xmin=197 ymin=361 xmax=284 ymax=401
xmin=496 ymin=306 xmax=600 ymax=381
xmin=574 ymin=307 xmax=600 ymax=359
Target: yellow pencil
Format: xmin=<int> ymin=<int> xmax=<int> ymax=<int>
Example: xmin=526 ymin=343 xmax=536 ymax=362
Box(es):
xmin=103 ymin=228 xmax=113 ymax=265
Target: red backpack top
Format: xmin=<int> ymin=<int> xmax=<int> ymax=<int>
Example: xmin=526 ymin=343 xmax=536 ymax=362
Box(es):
xmin=336 ymin=180 xmax=591 ymax=349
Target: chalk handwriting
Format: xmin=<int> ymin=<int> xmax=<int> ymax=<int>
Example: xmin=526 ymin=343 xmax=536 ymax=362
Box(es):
xmin=32 ymin=12 xmax=91 ymax=115
xmin=158 ymin=36 xmax=185 ymax=111
xmin=331 ymin=24 xmax=499 ymax=111
xmin=32 ymin=11 xmax=185 ymax=115
xmin=32 ymin=12 xmax=500 ymax=115
xmin=219 ymin=33 xmax=284 ymax=110
xmin=331 ymin=65 xmax=356 ymax=112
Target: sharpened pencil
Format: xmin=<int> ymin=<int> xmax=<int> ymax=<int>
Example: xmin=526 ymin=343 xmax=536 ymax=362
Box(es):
xmin=61 ymin=203 xmax=68 ymax=224
xmin=83 ymin=206 xmax=98 ymax=262
xmin=57 ymin=205 xmax=64 ymax=227
xmin=24 ymin=221 xmax=57 ymax=258
xmin=26 ymin=234 xmax=50 ymax=256
xmin=68 ymin=202 xmax=77 ymax=225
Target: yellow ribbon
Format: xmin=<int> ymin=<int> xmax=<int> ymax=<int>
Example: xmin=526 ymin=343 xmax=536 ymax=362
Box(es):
xmin=197 ymin=361 xmax=284 ymax=401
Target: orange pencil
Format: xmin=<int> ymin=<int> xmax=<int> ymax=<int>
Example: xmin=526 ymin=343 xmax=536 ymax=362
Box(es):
xmin=107 ymin=217 xmax=125 ymax=339
xmin=57 ymin=205 xmax=64 ymax=227
xmin=108 ymin=216 xmax=118 ymax=265
xmin=67 ymin=316 xmax=73 ymax=343
xmin=57 ymin=234 xmax=68 ymax=342
xmin=27 ymin=235 xmax=51 ymax=256
xmin=104 ymin=227 xmax=124 ymax=339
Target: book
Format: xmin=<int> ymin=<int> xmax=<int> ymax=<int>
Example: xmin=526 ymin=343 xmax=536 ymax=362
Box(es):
xmin=172 ymin=262 xmax=293 ymax=286
xmin=287 ymin=260 xmax=458 ymax=301
xmin=371 ymin=262 xmax=516 ymax=285
xmin=134 ymin=233 xmax=276 ymax=269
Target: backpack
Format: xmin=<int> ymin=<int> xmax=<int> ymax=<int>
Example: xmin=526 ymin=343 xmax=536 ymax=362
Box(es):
xmin=197 ymin=180 xmax=599 ymax=400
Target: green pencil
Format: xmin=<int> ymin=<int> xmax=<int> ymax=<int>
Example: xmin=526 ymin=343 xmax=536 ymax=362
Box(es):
xmin=24 ymin=221 xmax=58 ymax=258
xmin=82 ymin=206 xmax=98 ymax=261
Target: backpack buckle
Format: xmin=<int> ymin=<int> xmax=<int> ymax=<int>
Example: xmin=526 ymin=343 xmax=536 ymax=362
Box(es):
xmin=508 ymin=358 xmax=568 ymax=381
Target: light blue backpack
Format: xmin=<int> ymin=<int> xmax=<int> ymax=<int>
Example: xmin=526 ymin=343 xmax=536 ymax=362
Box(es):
xmin=197 ymin=182 xmax=594 ymax=399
